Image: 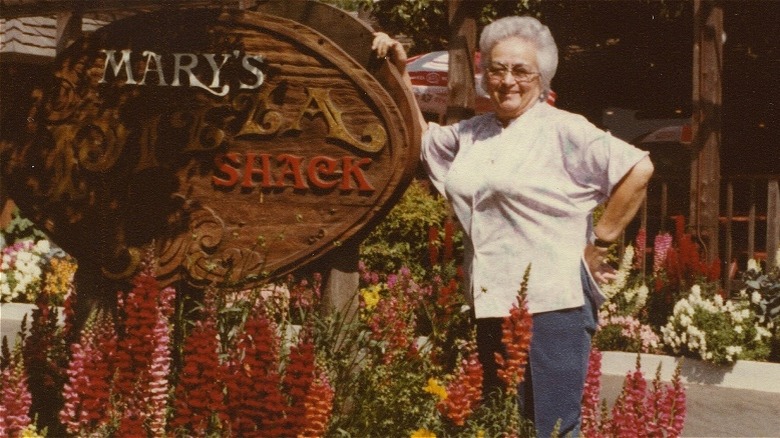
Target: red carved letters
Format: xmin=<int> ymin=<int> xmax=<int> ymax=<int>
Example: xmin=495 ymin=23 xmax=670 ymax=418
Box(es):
xmin=212 ymin=153 xmax=375 ymax=192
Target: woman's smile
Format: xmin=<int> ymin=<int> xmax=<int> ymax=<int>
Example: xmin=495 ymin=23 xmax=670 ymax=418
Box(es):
xmin=486 ymin=37 xmax=542 ymax=124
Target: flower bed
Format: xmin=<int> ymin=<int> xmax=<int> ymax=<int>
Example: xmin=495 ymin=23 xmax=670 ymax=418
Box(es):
xmin=594 ymin=216 xmax=780 ymax=366
xmin=7 ymin=189 xmax=780 ymax=436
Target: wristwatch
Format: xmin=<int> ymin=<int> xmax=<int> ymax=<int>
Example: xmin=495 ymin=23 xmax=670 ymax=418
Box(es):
xmin=591 ymin=232 xmax=614 ymax=249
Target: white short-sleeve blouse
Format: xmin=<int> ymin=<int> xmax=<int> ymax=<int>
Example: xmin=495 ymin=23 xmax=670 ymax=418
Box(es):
xmin=422 ymin=102 xmax=649 ymax=318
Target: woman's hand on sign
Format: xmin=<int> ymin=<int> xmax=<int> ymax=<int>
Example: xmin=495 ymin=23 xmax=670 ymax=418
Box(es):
xmin=372 ymin=32 xmax=407 ymax=74
xmin=372 ymin=32 xmax=427 ymax=131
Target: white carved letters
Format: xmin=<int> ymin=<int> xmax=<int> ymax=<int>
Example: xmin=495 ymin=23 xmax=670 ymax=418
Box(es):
xmin=99 ymin=49 xmax=265 ymax=96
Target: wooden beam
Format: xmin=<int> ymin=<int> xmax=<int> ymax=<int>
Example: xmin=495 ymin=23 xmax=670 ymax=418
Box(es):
xmin=690 ymin=0 xmax=723 ymax=263
xmin=445 ymin=0 xmax=477 ymax=124
xmin=748 ymin=180 xmax=756 ymax=259
xmin=0 ymin=0 xmax=242 ymax=19
xmin=725 ymin=181 xmax=733 ymax=291
xmin=55 ymin=10 xmax=81 ymax=54
xmin=768 ymin=178 xmax=779 ymax=267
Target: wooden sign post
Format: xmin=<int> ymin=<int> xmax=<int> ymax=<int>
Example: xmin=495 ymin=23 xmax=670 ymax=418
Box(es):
xmin=0 ymin=4 xmax=421 ymax=324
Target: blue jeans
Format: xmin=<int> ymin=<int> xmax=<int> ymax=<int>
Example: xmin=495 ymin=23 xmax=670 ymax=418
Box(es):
xmin=476 ymin=265 xmax=598 ymax=437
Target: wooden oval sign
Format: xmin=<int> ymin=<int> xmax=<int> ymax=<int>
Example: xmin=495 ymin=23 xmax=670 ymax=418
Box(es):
xmin=0 ymin=7 xmax=419 ymax=287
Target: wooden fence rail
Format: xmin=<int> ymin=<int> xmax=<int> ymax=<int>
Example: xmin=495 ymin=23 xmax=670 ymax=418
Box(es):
xmin=629 ymin=174 xmax=779 ymax=290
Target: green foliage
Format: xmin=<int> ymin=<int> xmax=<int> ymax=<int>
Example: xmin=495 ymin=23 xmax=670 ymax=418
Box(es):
xmin=742 ymin=261 xmax=780 ymax=327
xmin=741 ymin=260 xmax=780 ymax=362
xmin=353 ymin=0 xmax=540 ymax=54
xmin=319 ymin=0 xmax=366 ymax=12
xmin=2 ymin=207 xmax=47 ymax=245
xmin=594 ymin=324 xmax=644 ymax=354
xmin=360 ymin=180 xmax=459 ymax=280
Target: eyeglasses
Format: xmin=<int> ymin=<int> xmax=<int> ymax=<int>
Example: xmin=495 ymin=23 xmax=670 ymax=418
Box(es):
xmin=486 ymin=62 xmax=540 ymax=83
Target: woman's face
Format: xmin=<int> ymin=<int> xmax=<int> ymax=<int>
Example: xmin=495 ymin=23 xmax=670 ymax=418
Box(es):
xmin=486 ymin=37 xmax=542 ymax=123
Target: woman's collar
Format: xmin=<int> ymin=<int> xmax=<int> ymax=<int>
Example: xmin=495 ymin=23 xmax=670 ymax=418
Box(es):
xmin=493 ymin=100 xmax=546 ymax=128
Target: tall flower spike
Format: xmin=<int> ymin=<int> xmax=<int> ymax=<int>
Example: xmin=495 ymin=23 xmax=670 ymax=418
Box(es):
xmin=144 ymin=286 xmax=175 ymax=436
xmin=113 ymin=271 xmax=175 ymax=436
xmin=60 ymin=313 xmax=116 ymax=435
xmin=634 ymin=227 xmax=647 ymax=270
xmin=495 ymin=269 xmax=533 ymax=396
xmin=664 ymin=364 xmax=687 ymax=437
xmin=609 ymin=355 xmax=648 ymax=437
xmin=0 ymin=346 xmax=33 ymax=436
xmin=225 ymin=304 xmax=286 ymax=436
xmin=428 ymin=225 xmax=440 ymax=267
xmin=653 ymin=232 xmax=673 ymax=274
xmin=171 ymin=296 xmax=228 ymax=435
xmin=300 ymin=368 xmax=335 ymax=437
xmin=282 ymin=330 xmax=316 ymax=434
xmin=581 ymin=348 xmax=604 ymax=438
xmin=443 ymin=219 xmax=455 ymax=264
xmin=24 ymin=295 xmax=68 ymax=434
xmin=437 ymin=343 xmax=483 ymax=426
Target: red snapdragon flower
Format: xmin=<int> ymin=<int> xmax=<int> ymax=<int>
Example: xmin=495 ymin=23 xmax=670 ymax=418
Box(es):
xmin=300 ymin=369 xmax=335 ymax=437
xmin=1 ymin=350 xmax=33 ymax=436
xmin=581 ymin=348 xmax=603 ymax=437
xmin=113 ymin=272 xmax=175 ymax=435
xmin=495 ymin=292 xmax=533 ymax=396
xmin=428 ymin=225 xmax=440 ymax=267
xmin=171 ymin=303 xmax=229 ymax=435
xmin=225 ymin=305 xmax=287 ymax=436
xmin=60 ymin=314 xmax=116 ymax=435
xmin=282 ymin=330 xmax=316 ymax=433
xmin=634 ymin=227 xmax=647 ymax=270
xmin=610 ymin=360 xmax=649 ymax=437
xmin=437 ymin=344 xmax=483 ymax=426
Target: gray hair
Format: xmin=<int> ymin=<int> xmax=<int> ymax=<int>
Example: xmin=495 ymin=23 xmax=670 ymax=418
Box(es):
xmin=479 ymin=16 xmax=558 ymax=100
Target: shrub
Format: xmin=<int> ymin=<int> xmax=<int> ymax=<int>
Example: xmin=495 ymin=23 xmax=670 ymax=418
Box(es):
xmin=741 ymin=257 xmax=780 ymax=361
xmin=360 ymin=179 xmax=461 ymax=279
xmin=660 ymin=285 xmax=771 ymax=365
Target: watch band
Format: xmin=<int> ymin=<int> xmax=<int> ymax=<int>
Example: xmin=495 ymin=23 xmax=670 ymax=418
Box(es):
xmin=593 ymin=237 xmax=614 ymax=248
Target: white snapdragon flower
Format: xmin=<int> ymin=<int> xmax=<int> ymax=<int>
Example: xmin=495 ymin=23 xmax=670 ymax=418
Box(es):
xmin=0 ymin=282 xmax=12 ymax=301
xmin=726 ymin=345 xmax=742 ymax=357
xmin=755 ymin=326 xmax=772 ymax=341
xmin=746 ymin=258 xmax=761 ymax=272
xmin=34 ymin=239 xmax=50 ymax=254
xmin=636 ymin=284 xmax=649 ymax=308
xmin=751 ymin=291 xmax=762 ymax=304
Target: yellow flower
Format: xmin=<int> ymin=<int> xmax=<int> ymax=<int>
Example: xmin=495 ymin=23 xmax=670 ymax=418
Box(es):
xmin=476 ymin=430 xmax=485 ymax=438
xmin=411 ymin=428 xmax=437 ymax=438
xmin=360 ymin=284 xmax=381 ymax=310
xmin=43 ymin=257 xmax=77 ymax=297
xmin=423 ymin=377 xmax=447 ymax=401
xmin=20 ymin=425 xmax=43 ymax=438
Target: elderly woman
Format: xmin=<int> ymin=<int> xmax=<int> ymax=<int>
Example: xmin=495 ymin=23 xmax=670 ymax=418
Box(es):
xmin=374 ymin=15 xmax=653 ymax=437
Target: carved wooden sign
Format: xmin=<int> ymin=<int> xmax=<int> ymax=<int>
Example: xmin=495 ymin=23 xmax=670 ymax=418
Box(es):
xmin=0 ymin=7 xmax=419 ymax=287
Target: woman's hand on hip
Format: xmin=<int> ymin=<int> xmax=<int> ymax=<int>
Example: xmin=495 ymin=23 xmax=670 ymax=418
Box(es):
xmin=584 ymin=243 xmax=617 ymax=285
